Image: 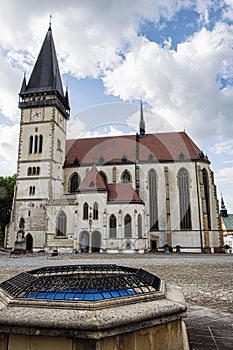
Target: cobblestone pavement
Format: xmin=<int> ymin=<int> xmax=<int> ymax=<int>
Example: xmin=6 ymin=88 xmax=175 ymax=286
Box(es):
xmin=0 ymin=252 xmax=232 ymax=314
xmin=1 ymin=252 xmax=233 ymax=350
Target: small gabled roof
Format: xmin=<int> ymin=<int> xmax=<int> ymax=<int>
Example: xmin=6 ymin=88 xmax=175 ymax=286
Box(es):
xmin=107 ymin=183 xmax=144 ymax=204
xmin=20 ymin=26 xmax=65 ymax=99
xmin=77 ymin=167 xmax=108 ymax=191
xmin=222 ymin=214 xmax=233 ymax=231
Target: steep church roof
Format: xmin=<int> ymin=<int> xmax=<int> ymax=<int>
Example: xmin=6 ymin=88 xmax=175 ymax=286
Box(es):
xmin=77 ymin=167 xmax=108 ymax=191
xmin=107 ymin=184 xmax=144 ymax=203
xmin=19 ymin=26 xmax=67 ymax=102
xmin=65 ymin=131 xmax=208 ymax=166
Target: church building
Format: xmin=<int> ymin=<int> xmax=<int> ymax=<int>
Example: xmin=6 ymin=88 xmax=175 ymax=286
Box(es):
xmin=5 ymin=26 xmax=224 ymax=253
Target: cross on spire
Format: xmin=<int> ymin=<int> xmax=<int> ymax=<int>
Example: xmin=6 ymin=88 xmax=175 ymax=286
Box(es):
xmin=49 ymin=14 xmax=52 ymax=29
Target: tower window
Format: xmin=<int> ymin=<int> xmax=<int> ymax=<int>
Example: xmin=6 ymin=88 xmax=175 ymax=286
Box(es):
xmin=29 ymin=136 xmax=33 ymax=154
xmin=29 ymin=186 xmax=35 ymax=195
xmin=39 ymin=135 xmax=43 ymax=153
xmin=28 ymin=135 xmax=43 ymax=154
xmin=27 ymin=167 xmax=40 ymax=176
xmin=57 ymin=139 xmax=62 ymax=151
xmin=34 ymin=135 xmax=38 ymax=153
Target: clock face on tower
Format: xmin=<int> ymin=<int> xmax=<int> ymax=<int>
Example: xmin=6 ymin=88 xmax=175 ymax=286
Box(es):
xmin=31 ymin=110 xmax=43 ymax=121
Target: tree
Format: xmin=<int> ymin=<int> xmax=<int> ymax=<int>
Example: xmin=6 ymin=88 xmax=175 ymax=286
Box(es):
xmin=0 ymin=174 xmax=16 ymax=246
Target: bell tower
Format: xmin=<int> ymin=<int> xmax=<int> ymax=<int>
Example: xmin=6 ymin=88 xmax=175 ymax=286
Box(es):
xmin=8 ymin=25 xmax=70 ymax=249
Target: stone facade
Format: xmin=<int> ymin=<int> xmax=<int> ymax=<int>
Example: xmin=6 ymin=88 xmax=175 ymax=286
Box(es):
xmin=5 ymin=26 xmax=224 ymax=254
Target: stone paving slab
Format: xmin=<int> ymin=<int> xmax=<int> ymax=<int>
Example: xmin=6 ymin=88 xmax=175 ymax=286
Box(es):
xmin=185 ymin=305 xmax=233 ymax=350
xmin=0 ymin=253 xmax=232 ymax=349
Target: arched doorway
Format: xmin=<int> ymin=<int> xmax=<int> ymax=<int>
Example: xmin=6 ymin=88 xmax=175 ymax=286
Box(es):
xmin=92 ymin=231 xmax=101 ymax=253
xmin=79 ymin=230 xmax=89 ymax=253
xmin=150 ymin=235 xmax=158 ymax=252
xmin=26 ymin=233 xmax=33 ymax=252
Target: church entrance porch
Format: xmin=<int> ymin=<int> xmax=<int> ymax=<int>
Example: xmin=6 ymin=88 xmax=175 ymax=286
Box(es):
xmin=79 ymin=231 xmax=89 ymax=253
xmin=26 ymin=233 xmax=33 ymax=253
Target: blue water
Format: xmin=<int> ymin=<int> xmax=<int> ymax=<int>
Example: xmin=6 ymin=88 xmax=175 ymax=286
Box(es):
xmin=25 ymin=288 xmax=137 ymax=301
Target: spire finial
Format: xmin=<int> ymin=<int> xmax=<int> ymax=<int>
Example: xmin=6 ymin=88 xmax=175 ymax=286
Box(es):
xmin=139 ymin=99 xmax=145 ymax=137
xmin=49 ymin=14 xmax=52 ymax=29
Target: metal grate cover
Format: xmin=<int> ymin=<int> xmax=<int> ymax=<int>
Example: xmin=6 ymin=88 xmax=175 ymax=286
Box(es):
xmin=0 ymin=264 xmax=161 ymax=301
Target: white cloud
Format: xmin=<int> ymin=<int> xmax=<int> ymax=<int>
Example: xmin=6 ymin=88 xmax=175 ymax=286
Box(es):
xmin=211 ymin=141 xmax=233 ymax=155
xmin=222 ymin=0 xmax=233 ymax=21
xmin=66 ymin=117 xmax=87 ymax=139
xmin=0 ymin=53 xmax=22 ymax=120
xmin=103 ymin=22 xmax=233 ymax=140
xmin=0 ymin=124 xmax=19 ymax=176
xmin=0 ymin=0 xmax=229 ymax=122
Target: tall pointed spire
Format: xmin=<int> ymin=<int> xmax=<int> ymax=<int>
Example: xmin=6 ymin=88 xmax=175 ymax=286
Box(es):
xmin=25 ymin=25 xmax=64 ymax=97
xmin=139 ymin=99 xmax=145 ymax=137
xmin=19 ymin=25 xmax=70 ymax=118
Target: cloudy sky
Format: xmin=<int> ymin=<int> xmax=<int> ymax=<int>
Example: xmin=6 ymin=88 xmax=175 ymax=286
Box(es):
xmin=0 ymin=0 xmax=233 ymax=211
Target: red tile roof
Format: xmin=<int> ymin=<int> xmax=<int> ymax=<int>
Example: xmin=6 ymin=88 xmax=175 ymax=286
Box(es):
xmin=107 ymin=183 xmax=144 ymax=203
xmin=77 ymin=167 xmax=107 ymax=191
xmin=77 ymin=167 xmax=143 ymax=204
xmin=65 ymin=132 xmax=207 ymax=166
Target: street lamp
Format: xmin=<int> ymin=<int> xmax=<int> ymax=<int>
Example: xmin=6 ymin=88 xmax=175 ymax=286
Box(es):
xmin=89 ymin=207 xmax=92 ymax=253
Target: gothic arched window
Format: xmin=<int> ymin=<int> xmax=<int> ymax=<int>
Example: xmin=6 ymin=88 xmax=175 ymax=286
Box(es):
xmin=29 ymin=136 xmax=33 ymax=154
xmin=34 ymin=135 xmax=38 ymax=153
xmin=110 ymin=214 xmax=117 ymax=238
xmin=202 ymin=168 xmax=211 ymax=229
xmin=148 ymin=169 xmax=158 ymax=231
xmin=93 ymin=202 xmax=98 ymax=220
xmin=138 ymin=214 xmax=142 ymax=238
xmin=83 ymin=202 xmax=89 ymax=220
xmin=70 ymin=173 xmax=80 ymax=193
xmin=28 ymin=135 xmax=43 ymax=154
xmin=178 ymin=168 xmax=192 ymax=229
xmin=39 ymin=135 xmax=43 ymax=153
xmin=56 ymin=211 xmax=67 ymax=236
xmin=124 ymin=214 xmax=132 ymax=238
xmin=122 ymin=170 xmax=131 ymax=183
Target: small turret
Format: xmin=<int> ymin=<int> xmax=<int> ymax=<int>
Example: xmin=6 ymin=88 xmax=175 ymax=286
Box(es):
xmin=19 ymin=74 xmax=27 ymax=94
xmin=220 ymin=195 xmax=228 ymax=217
